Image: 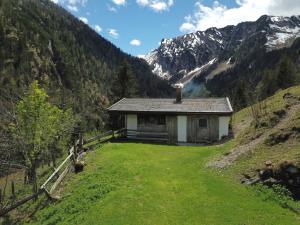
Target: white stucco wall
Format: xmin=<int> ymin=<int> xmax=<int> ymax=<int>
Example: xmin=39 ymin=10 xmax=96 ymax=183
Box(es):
xmin=126 ymin=114 xmax=137 ymax=137
xmin=177 ymin=115 xmax=187 ymax=142
xmin=219 ymin=116 xmax=231 ymax=140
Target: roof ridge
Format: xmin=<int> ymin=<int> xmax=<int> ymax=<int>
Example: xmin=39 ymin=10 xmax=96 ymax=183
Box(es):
xmin=121 ymin=97 xmax=228 ymax=100
xmin=107 ymin=97 xmax=233 ymax=114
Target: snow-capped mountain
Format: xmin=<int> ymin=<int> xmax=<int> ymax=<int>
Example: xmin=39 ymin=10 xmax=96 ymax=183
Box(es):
xmin=145 ymin=15 xmax=300 ymax=85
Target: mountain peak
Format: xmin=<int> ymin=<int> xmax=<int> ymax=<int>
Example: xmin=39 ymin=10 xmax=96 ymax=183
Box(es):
xmin=145 ymin=15 xmax=300 ymax=83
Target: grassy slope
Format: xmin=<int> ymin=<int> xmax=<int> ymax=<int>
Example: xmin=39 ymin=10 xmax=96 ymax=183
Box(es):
xmin=233 ymin=85 xmax=300 ymax=141
xmin=28 ymin=142 xmax=299 ymax=225
xmin=226 ymin=85 xmax=300 ymax=178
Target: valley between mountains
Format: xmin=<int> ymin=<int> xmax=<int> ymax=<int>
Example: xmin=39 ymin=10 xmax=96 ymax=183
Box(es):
xmin=1 ymin=0 xmax=300 ymax=224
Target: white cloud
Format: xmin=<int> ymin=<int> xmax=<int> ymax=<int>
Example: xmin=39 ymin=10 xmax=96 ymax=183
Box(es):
xmin=68 ymin=0 xmax=87 ymax=6
xmin=79 ymin=17 xmax=88 ymax=24
xmin=107 ymin=4 xmax=117 ymax=12
xmin=94 ymin=25 xmax=102 ymax=33
xmin=136 ymin=0 xmax=148 ymax=6
xmin=180 ymin=0 xmax=300 ymax=33
xmin=136 ymin=0 xmax=174 ymax=12
xmin=51 ymin=0 xmax=87 ymax=6
xmin=137 ymin=54 xmax=145 ymax=58
xmin=180 ymin=15 xmax=196 ymax=33
xmin=67 ymin=5 xmax=78 ymax=12
xmin=108 ymin=29 xmax=119 ymax=38
xmin=112 ymin=0 xmax=126 ymax=6
xmin=130 ymin=39 xmax=142 ymax=46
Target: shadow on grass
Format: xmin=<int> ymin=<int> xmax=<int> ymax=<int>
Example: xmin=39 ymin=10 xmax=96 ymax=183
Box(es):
xmin=1 ymin=193 xmax=57 ymax=225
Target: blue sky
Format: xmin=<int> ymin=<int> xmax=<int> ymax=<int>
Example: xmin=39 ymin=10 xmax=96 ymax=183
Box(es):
xmin=51 ymin=0 xmax=300 ymax=56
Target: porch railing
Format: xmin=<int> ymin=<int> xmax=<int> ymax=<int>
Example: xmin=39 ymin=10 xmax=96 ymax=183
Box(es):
xmin=126 ymin=129 xmax=168 ymax=142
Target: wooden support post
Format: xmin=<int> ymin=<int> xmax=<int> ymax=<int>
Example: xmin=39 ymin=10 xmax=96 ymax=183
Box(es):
xmin=42 ymin=187 xmax=52 ymax=200
xmin=73 ymin=144 xmax=77 ymax=162
xmin=79 ymin=133 xmax=83 ymax=151
xmin=24 ymin=173 xmax=27 ymax=185
xmin=0 ymin=188 xmax=2 ymax=206
xmin=11 ymin=181 xmax=15 ymax=200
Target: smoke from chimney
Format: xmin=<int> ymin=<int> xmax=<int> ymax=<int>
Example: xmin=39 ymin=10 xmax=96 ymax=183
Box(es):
xmin=175 ymin=83 xmax=184 ymax=103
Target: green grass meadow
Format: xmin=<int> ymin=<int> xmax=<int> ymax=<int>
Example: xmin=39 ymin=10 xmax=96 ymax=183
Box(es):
xmin=29 ymin=142 xmax=300 ymax=225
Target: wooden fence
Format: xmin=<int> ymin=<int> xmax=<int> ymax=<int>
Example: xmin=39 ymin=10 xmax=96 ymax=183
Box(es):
xmin=0 ymin=128 xmax=125 ymax=217
xmin=41 ymin=147 xmax=75 ymax=197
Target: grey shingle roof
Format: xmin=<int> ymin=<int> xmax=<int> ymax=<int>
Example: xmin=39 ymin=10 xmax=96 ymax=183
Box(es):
xmin=108 ymin=98 xmax=233 ymax=114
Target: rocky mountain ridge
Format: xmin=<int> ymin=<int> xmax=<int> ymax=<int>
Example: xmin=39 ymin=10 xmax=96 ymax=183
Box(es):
xmin=145 ymin=15 xmax=300 ymax=85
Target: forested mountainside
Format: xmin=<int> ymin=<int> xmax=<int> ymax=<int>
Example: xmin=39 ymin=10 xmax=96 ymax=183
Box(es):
xmin=0 ymin=0 xmax=172 ymax=130
xmin=206 ymin=38 xmax=300 ymax=109
xmin=145 ymin=15 xmax=300 ymax=109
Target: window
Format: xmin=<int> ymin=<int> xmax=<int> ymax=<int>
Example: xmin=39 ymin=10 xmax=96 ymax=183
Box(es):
xmin=138 ymin=115 xmax=166 ymax=126
xmin=199 ymin=118 xmax=207 ymax=128
xmin=157 ymin=116 xmax=166 ymax=125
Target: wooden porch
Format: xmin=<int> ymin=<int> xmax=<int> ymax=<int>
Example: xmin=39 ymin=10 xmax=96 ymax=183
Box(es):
xmin=126 ymin=129 xmax=169 ymax=142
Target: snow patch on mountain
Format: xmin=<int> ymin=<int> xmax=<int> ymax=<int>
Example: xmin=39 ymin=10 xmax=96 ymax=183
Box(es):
xmin=266 ymin=24 xmax=300 ymax=49
xmin=226 ymin=57 xmax=232 ymax=65
xmin=145 ymin=50 xmax=171 ymax=79
xmin=179 ymin=58 xmax=217 ymax=85
xmin=145 ymin=15 xmax=300 ymax=84
xmin=152 ymin=62 xmax=171 ymax=80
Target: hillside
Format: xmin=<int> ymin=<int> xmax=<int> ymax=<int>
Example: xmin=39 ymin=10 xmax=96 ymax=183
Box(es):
xmin=209 ymin=85 xmax=300 ymax=199
xmin=144 ymin=15 xmax=300 ymax=109
xmin=0 ymin=0 xmax=172 ymax=130
xmin=3 ymin=86 xmax=300 ymax=224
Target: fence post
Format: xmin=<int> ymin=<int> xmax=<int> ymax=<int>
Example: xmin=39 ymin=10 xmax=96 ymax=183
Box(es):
xmin=24 ymin=173 xmax=27 ymax=185
xmin=73 ymin=143 xmax=77 ymax=162
xmin=79 ymin=132 xmax=83 ymax=150
xmin=0 ymin=188 xmax=2 ymax=207
xmin=11 ymin=181 xmax=15 ymax=200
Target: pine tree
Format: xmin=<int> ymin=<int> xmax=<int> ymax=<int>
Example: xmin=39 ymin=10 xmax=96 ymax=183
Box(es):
xmin=111 ymin=60 xmax=138 ymax=102
xmin=257 ymin=69 xmax=278 ymax=99
xmin=232 ymin=79 xmax=249 ymax=109
xmin=277 ymin=56 xmax=297 ymax=89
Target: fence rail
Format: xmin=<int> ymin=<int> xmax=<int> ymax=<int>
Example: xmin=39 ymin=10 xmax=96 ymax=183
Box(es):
xmin=40 ymin=150 xmax=75 ymax=195
xmin=0 ymin=128 xmax=126 ymax=216
xmin=84 ymin=130 xmax=113 ymax=145
xmin=0 ymin=160 xmax=28 ymax=170
xmin=0 ymin=191 xmax=42 ymax=217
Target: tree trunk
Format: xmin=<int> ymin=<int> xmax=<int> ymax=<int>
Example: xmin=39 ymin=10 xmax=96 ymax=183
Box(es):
xmin=27 ymin=164 xmax=38 ymax=200
xmin=51 ymin=152 xmax=56 ymax=168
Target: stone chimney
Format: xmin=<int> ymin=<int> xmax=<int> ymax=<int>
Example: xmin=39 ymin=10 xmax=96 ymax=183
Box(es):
xmin=175 ymin=83 xmax=183 ymax=103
